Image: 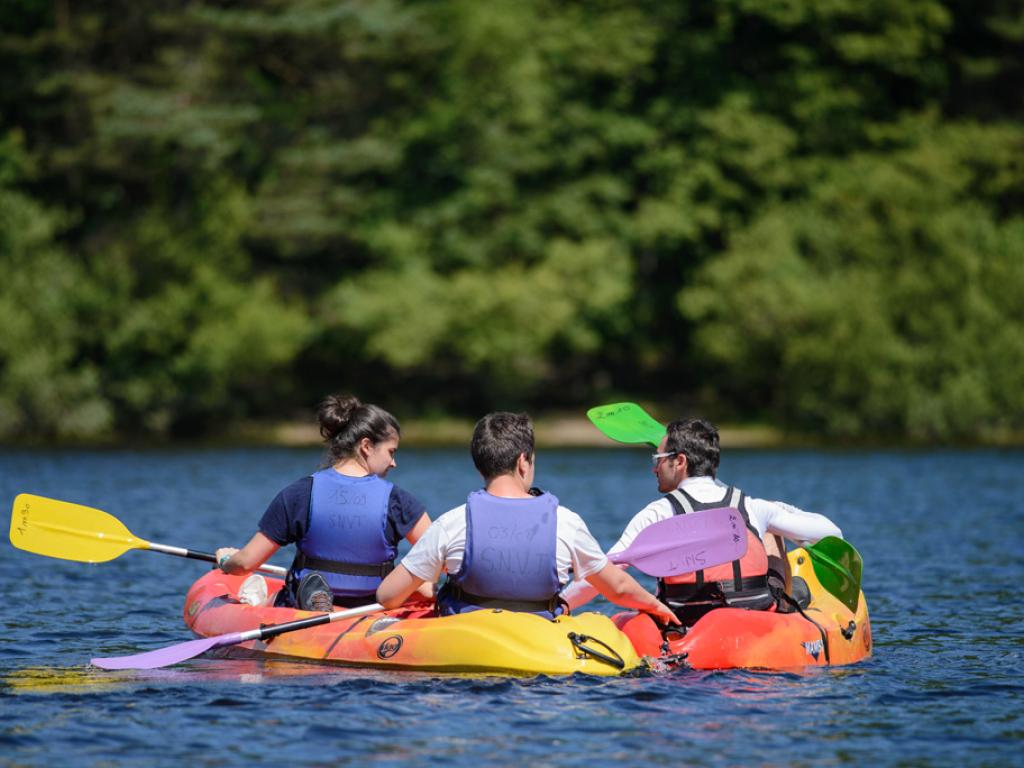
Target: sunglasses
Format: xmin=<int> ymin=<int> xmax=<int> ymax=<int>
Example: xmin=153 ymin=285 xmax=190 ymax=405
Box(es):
xmin=651 ymin=451 xmax=677 ymax=466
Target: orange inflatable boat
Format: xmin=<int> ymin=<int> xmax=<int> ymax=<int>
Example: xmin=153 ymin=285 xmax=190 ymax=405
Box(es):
xmin=612 ymin=544 xmax=872 ymax=669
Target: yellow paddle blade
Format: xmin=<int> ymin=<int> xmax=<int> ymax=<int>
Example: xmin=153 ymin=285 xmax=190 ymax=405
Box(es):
xmin=9 ymin=494 xmax=150 ymax=563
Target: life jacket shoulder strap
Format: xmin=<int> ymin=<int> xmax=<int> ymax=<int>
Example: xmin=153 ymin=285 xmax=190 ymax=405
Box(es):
xmin=663 ymin=484 xmax=758 ymax=590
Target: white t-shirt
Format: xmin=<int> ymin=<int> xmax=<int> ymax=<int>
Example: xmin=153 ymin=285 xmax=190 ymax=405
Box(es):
xmin=401 ymin=498 xmax=609 ymax=586
xmin=610 ymin=475 xmax=842 ymax=554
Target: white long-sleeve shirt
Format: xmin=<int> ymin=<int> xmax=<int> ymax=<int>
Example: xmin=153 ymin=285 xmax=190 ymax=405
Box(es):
xmin=610 ymin=475 xmax=841 ymax=555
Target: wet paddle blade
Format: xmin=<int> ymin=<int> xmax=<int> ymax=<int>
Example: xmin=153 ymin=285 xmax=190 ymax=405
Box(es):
xmin=611 ymin=507 xmax=749 ymax=577
xmin=91 ymin=633 xmax=242 ymax=670
xmin=10 ymin=494 xmax=145 ymax=563
xmin=586 ymin=403 xmax=667 ymax=447
xmin=806 ymin=536 xmax=863 ymax=612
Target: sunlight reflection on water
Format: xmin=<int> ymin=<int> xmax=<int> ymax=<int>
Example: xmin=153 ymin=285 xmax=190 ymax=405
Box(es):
xmin=2 ymin=447 xmax=1022 ymax=766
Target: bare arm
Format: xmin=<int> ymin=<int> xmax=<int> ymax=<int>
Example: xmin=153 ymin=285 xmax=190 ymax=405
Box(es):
xmin=562 ymin=563 xmax=631 ymax=610
xmin=215 ymin=532 xmax=280 ymax=574
xmin=404 ymin=514 xmax=435 ymax=599
xmin=585 ymin=563 xmax=679 ymax=625
xmin=405 ymin=513 xmax=431 ymax=545
xmin=377 ymin=564 xmax=427 ymax=609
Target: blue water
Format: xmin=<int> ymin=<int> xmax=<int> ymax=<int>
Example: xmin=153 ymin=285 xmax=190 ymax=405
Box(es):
xmin=2 ymin=447 xmax=1022 ymax=766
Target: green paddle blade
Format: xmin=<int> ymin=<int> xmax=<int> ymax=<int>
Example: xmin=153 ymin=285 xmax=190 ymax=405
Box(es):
xmin=806 ymin=536 xmax=863 ymax=612
xmin=10 ymin=493 xmax=144 ymax=563
xmin=587 ymin=402 xmax=667 ymax=447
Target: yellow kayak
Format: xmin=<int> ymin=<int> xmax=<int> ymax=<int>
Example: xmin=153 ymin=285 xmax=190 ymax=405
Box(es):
xmin=184 ymin=571 xmax=642 ymax=677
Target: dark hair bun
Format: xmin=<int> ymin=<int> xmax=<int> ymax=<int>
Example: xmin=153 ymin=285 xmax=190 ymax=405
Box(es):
xmin=317 ymin=394 xmax=361 ymax=440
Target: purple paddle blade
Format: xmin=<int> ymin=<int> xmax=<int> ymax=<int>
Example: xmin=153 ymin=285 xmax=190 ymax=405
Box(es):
xmin=91 ymin=632 xmax=244 ymax=670
xmin=611 ymin=506 xmax=748 ymax=577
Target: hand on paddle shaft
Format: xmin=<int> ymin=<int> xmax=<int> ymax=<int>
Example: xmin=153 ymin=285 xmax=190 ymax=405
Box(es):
xmin=585 ymin=402 xmax=864 ymax=609
xmin=8 ymin=494 xmax=286 ymax=576
xmin=563 ymin=506 xmax=749 ymax=612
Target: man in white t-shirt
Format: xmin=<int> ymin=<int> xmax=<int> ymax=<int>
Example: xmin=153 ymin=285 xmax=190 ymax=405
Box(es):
xmin=569 ymin=417 xmax=842 ymax=624
xmin=377 ymin=412 xmax=678 ymax=624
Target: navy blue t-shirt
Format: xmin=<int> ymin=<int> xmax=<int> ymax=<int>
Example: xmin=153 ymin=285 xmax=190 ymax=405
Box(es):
xmin=258 ymin=475 xmax=426 ymax=549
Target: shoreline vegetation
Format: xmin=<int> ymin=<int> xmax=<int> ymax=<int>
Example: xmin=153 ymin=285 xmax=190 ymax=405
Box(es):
xmin=3 ymin=3 xmax=1023 ymax=447
xmin=206 ymin=418 xmax=1024 ymax=449
xmin=242 ymin=416 xmax=789 ymax=450
xmin=7 ymin=414 xmax=1022 ymax=450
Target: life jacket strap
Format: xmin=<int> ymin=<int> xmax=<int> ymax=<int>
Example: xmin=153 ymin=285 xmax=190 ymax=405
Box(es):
xmin=293 ymin=552 xmax=395 ymax=578
xmin=445 ymin=584 xmax=560 ymax=614
xmin=661 ymin=575 xmax=770 ymax=602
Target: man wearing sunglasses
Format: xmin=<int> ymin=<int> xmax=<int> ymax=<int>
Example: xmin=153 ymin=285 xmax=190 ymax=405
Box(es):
xmin=615 ymin=418 xmax=841 ymax=625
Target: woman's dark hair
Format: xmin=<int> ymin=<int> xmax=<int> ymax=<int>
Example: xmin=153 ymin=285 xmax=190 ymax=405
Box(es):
xmin=318 ymin=394 xmax=400 ymax=464
xmin=665 ymin=418 xmax=720 ymax=478
xmin=471 ymin=412 xmax=534 ymax=481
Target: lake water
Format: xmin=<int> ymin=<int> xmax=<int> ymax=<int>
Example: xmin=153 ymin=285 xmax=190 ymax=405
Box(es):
xmin=1 ymin=447 xmax=1021 ymax=766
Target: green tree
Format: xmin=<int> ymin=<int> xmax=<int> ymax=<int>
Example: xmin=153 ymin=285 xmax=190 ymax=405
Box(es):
xmin=681 ymin=123 xmax=1024 ymax=439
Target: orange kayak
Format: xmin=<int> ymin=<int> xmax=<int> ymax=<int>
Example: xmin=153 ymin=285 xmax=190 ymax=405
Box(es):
xmin=612 ymin=545 xmax=872 ymax=669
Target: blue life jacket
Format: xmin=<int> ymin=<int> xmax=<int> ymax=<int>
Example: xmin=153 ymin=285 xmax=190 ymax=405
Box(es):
xmin=438 ymin=489 xmax=562 ymax=619
xmin=292 ymin=469 xmax=396 ymax=599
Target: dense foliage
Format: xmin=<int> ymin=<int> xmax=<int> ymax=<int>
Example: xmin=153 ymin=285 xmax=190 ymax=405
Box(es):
xmin=1 ymin=0 xmax=1021 ymax=441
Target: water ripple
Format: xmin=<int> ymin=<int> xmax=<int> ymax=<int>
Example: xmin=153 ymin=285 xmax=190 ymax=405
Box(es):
xmin=2 ymin=447 xmax=1022 ymax=767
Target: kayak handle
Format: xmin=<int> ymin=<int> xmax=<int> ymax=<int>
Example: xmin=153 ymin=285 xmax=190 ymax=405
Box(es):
xmin=567 ymin=632 xmax=625 ymax=670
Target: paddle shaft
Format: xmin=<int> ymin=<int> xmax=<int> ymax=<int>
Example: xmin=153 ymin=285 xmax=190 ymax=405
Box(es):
xmin=146 ymin=542 xmax=287 ymax=576
xmin=241 ymin=602 xmax=383 ymax=643
xmin=91 ymin=601 xmax=385 ymax=669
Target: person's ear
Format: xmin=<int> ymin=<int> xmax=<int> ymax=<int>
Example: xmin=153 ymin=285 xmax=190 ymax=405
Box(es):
xmin=517 ymin=452 xmax=531 ymax=476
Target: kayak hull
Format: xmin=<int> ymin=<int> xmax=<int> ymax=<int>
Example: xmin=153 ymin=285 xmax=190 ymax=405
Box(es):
xmin=183 ymin=571 xmax=642 ymax=677
xmin=612 ymin=546 xmax=872 ymax=669
xmin=184 ymin=543 xmax=870 ymax=674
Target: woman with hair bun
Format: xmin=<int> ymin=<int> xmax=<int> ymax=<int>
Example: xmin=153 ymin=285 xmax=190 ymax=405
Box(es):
xmin=215 ymin=394 xmax=431 ymax=611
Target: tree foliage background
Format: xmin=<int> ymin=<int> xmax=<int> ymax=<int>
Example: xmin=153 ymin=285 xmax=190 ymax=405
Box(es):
xmin=1 ymin=0 xmax=1022 ymax=441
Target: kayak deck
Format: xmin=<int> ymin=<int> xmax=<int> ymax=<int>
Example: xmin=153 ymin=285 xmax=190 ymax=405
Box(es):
xmin=183 ymin=572 xmax=642 ymax=677
xmin=612 ymin=545 xmax=872 ymax=669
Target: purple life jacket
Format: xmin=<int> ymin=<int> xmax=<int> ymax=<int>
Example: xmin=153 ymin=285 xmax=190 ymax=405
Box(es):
xmin=292 ymin=469 xmax=396 ymax=599
xmin=438 ymin=489 xmax=562 ymax=619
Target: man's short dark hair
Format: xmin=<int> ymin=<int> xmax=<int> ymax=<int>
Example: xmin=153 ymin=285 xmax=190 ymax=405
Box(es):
xmin=471 ymin=412 xmax=535 ymax=480
xmin=665 ymin=418 xmax=720 ymax=478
